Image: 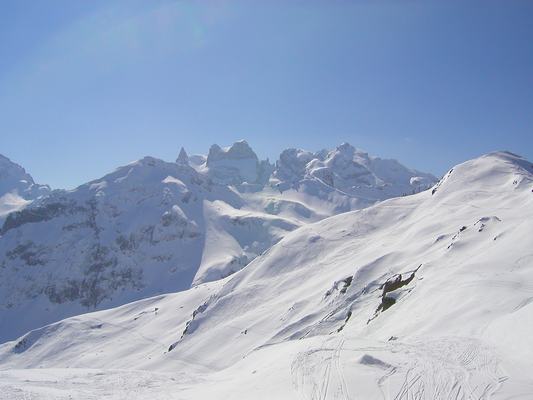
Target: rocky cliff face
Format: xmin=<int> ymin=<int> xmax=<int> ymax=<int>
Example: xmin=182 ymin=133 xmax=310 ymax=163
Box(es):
xmin=202 ymin=140 xmax=273 ymax=185
xmin=0 ymin=141 xmax=437 ymax=341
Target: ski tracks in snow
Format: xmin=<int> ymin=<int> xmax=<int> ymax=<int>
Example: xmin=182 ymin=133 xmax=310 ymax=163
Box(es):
xmin=391 ymin=337 xmax=506 ymax=400
xmin=381 ymin=337 xmax=506 ymax=400
xmin=291 ymin=336 xmax=351 ymax=400
xmin=291 ymin=336 xmax=505 ymax=400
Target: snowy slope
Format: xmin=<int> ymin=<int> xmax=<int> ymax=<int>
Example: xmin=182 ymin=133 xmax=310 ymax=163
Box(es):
xmin=0 ymin=155 xmax=296 ymax=342
xmin=0 ymin=142 xmax=434 ymax=343
xmin=1 ymin=151 xmax=531 ymax=399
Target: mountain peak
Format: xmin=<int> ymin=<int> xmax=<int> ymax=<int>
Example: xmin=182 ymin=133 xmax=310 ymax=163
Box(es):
xmin=176 ymin=147 xmax=189 ymax=165
xmin=330 ymin=143 xmax=370 ymax=162
xmin=0 ymin=154 xmax=50 ymax=200
xmin=483 ymin=150 xmax=531 ymax=167
xmin=336 ymin=142 xmax=355 ymax=153
xmin=207 ymin=140 xmax=258 ymax=164
xmin=206 ymin=141 xmax=261 ymax=184
xmin=0 ymin=154 xmax=32 ymax=180
xmin=431 ymin=151 xmax=533 ymax=197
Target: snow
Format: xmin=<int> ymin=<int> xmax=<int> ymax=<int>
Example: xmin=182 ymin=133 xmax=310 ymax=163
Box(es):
xmin=0 ymin=193 xmax=30 ymax=221
xmin=0 ymin=142 xmax=435 ymax=343
xmin=0 ymin=151 xmax=532 ymax=399
xmin=271 ymin=143 xmax=436 ymax=202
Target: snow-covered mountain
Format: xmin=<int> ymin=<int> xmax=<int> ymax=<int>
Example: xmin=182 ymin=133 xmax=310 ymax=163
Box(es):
xmin=0 ymin=153 xmax=533 ymax=399
xmin=0 ymin=151 xmax=531 ymax=399
xmin=272 ymin=142 xmax=435 ymax=200
xmin=200 ymin=140 xmax=273 ymax=185
xmin=0 ymin=155 xmax=50 ymax=222
xmin=0 ymin=141 xmax=436 ymax=342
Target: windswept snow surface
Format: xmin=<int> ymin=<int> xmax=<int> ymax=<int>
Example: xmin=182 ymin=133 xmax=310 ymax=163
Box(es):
xmin=0 ymin=142 xmax=435 ymax=342
xmin=1 ymin=151 xmax=532 ymax=399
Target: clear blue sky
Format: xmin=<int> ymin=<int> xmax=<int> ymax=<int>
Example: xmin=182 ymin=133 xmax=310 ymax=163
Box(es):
xmin=1 ymin=0 xmax=532 ymax=189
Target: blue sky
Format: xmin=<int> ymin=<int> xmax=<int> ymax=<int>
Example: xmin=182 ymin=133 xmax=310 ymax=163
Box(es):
xmin=1 ymin=0 xmax=532 ymax=189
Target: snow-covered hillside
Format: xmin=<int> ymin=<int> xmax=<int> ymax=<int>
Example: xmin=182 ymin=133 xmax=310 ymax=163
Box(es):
xmin=0 ymin=141 xmax=435 ymax=342
xmin=1 ymin=151 xmax=531 ymax=399
xmin=0 ymin=155 xmax=50 ymax=222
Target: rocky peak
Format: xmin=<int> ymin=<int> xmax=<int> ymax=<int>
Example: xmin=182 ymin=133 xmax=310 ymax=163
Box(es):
xmin=176 ymin=147 xmax=190 ymax=166
xmin=0 ymin=154 xmax=50 ymax=199
xmin=207 ymin=140 xmax=258 ymax=165
xmin=206 ymin=140 xmax=262 ymax=185
xmin=324 ymin=143 xmax=371 ymax=166
xmin=273 ymin=148 xmax=315 ymax=183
